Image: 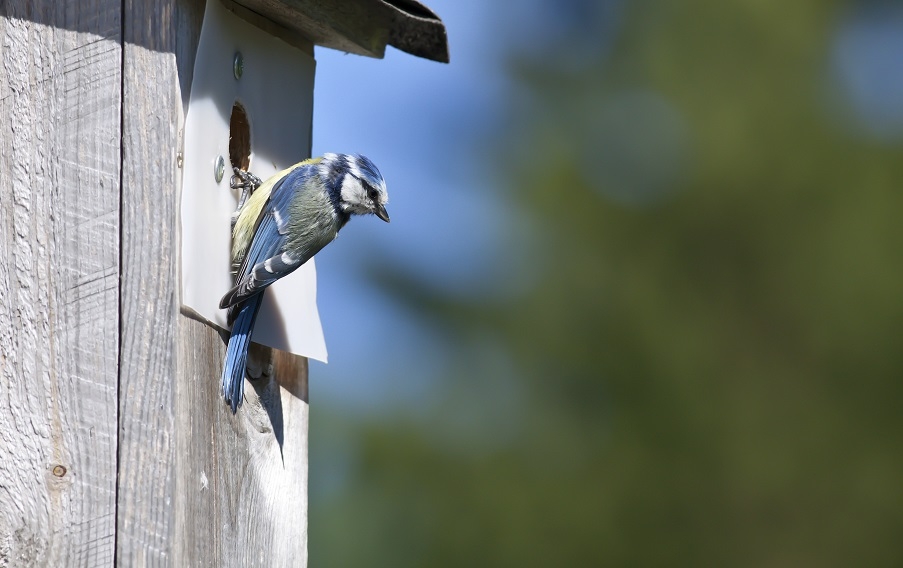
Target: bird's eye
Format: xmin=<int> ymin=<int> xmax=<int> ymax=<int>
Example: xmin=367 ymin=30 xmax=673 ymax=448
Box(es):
xmin=363 ymin=182 xmax=379 ymax=201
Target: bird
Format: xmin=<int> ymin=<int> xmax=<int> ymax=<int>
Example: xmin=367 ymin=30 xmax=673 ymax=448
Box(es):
xmin=220 ymin=153 xmax=390 ymax=413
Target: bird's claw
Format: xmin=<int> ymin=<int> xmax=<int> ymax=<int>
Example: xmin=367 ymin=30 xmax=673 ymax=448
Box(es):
xmin=230 ymin=168 xmax=263 ymax=228
xmin=230 ymin=167 xmax=262 ymax=193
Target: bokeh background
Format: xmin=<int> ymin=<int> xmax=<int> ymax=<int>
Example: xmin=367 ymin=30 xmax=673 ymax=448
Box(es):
xmin=309 ymin=0 xmax=903 ymax=565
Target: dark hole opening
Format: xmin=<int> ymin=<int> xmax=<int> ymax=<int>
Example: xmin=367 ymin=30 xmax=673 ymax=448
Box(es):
xmin=229 ymin=102 xmax=251 ymax=172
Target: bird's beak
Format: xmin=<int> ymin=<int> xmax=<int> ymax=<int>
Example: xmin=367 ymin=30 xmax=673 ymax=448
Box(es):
xmin=375 ymin=203 xmax=390 ymax=223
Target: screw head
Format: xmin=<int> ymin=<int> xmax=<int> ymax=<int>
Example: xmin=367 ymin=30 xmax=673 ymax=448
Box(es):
xmin=233 ymin=52 xmax=243 ymax=80
xmin=214 ymin=155 xmax=225 ymax=183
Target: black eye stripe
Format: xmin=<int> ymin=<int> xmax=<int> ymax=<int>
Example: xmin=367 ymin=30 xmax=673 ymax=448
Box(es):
xmin=362 ymin=181 xmax=379 ymax=199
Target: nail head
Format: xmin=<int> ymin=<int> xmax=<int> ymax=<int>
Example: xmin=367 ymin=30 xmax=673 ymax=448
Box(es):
xmin=233 ymin=52 xmax=243 ymax=80
xmin=214 ymin=155 xmax=225 ymax=183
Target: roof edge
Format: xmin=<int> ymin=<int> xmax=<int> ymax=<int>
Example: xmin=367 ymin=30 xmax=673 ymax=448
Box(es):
xmin=227 ymin=0 xmax=448 ymax=63
xmin=383 ymin=0 xmax=449 ymax=63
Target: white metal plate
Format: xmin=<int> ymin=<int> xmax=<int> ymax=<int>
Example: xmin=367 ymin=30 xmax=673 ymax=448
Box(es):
xmin=180 ymin=0 xmax=327 ymax=362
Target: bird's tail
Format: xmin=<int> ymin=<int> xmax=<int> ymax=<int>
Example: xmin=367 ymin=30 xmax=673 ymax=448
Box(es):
xmin=222 ymin=293 xmax=264 ymax=413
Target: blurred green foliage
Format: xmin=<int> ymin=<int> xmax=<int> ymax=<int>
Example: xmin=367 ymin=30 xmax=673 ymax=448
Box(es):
xmin=313 ymin=0 xmax=903 ymax=565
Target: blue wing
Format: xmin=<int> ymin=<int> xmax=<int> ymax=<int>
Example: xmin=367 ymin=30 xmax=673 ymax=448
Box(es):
xmin=219 ymin=166 xmax=315 ymax=313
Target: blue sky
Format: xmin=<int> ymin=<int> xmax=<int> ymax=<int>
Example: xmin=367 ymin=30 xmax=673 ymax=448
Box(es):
xmin=309 ymin=0 xmax=509 ymax=411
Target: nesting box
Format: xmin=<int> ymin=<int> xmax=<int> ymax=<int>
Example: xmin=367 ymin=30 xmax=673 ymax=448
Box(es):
xmin=0 ymin=0 xmax=447 ymax=565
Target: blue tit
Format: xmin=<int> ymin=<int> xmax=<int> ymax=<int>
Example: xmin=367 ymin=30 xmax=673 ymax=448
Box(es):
xmin=220 ymin=153 xmax=390 ymax=413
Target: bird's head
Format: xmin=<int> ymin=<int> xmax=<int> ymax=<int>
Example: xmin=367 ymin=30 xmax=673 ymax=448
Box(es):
xmin=321 ymin=153 xmax=390 ymax=223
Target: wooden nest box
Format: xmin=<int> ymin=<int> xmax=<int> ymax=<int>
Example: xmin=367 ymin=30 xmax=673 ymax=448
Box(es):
xmin=0 ymin=0 xmax=447 ymax=565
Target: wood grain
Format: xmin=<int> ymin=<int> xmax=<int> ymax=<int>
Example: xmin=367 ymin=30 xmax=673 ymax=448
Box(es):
xmin=117 ymin=0 xmax=180 ymax=563
xmin=175 ymin=317 xmax=309 ymax=567
xmin=233 ymin=0 xmax=390 ymax=58
xmin=0 ymin=1 xmax=122 ymax=564
xmin=1 ymin=1 xmax=311 ymax=564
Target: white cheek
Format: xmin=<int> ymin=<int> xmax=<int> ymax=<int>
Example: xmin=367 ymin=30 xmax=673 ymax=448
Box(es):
xmin=340 ymin=178 xmax=368 ymax=211
xmin=340 ymin=178 xmax=359 ymax=202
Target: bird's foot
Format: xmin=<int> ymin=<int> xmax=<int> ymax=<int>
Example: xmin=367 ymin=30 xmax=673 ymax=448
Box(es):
xmin=230 ymin=167 xmax=263 ymax=230
xmin=231 ymin=167 xmax=262 ymax=208
xmin=231 ymin=167 xmax=262 ymax=194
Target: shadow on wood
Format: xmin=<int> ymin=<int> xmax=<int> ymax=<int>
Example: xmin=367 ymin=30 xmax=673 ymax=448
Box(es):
xmin=176 ymin=315 xmax=309 ymax=566
xmin=247 ymin=340 xmax=311 ymax=460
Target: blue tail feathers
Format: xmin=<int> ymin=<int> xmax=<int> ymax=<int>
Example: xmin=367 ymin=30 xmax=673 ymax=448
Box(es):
xmin=222 ymin=294 xmax=264 ymax=413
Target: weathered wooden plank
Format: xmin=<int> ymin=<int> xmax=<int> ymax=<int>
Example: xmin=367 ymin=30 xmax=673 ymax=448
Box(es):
xmin=0 ymin=1 xmax=122 ymax=565
xmin=234 ymin=0 xmax=390 ymax=58
xmin=175 ymin=317 xmax=310 ymax=567
xmin=230 ymin=0 xmax=449 ymax=63
xmin=1 ymin=0 xmax=312 ymax=563
xmin=171 ymin=2 xmax=311 ymax=564
xmin=117 ymin=0 xmax=180 ymax=563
